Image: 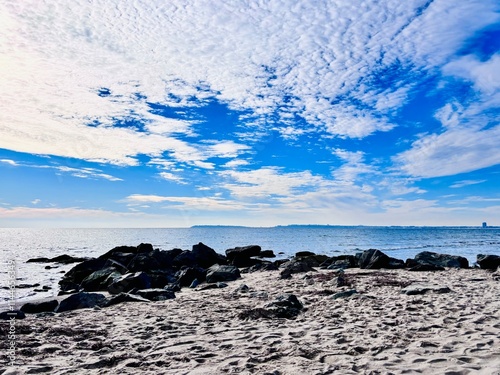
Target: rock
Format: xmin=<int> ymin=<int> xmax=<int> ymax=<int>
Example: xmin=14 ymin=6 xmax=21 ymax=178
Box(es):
xmin=206 ymin=264 xmax=241 ymax=283
xmin=408 ymin=263 xmax=445 ymax=271
xmin=127 ymin=251 xmax=162 ymax=273
xmin=331 ymin=290 xmax=358 ymax=299
xmin=280 ymin=259 xmax=314 ymax=278
xmin=226 ymin=245 xmax=261 ymax=267
xmin=192 ymin=242 xmax=224 ymax=268
xmin=477 ymin=254 xmax=500 ymax=270
xmin=189 ymin=279 xmax=199 ymax=288
xmin=26 ymin=255 xmax=89 ymax=264
xmin=322 ymin=255 xmax=358 ymax=269
xmin=239 ymin=294 xmax=303 ymax=320
xmin=259 ymin=250 xmax=276 ymax=258
xmin=412 ymin=251 xmax=469 ymax=269
xmin=197 ymin=282 xmax=228 ymax=291
xmin=176 ymin=267 xmax=207 ymax=287
xmin=103 ymin=293 xmax=150 ymax=307
xmin=80 ymin=267 xmax=121 ymax=291
xmin=59 ymin=257 xmax=107 ymax=291
xmin=107 ymin=272 xmax=152 ymax=294
xmin=0 ymin=310 xmax=26 ymax=320
xmin=98 ymin=245 xmax=141 ymax=260
xmin=137 ymin=243 xmax=154 ymax=253
xmin=401 ymin=283 xmax=452 ymax=295
xmin=242 ymin=262 xmax=279 ymax=273
xmin=358 ymin=249 xmax=405 ymax=269
xmin=172 ymin=250 xmax=198 ymax=268
xmin=21 ymin=300 xmax=59 ymax=314
xmin=135 ymin=288 xmax=176 ymax=301
xmin=55 ymin=292 xmax=106 ymax=312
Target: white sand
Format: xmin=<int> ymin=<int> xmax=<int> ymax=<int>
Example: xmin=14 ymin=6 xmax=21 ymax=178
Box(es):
xmin=2 ymin=268 xmax=500 ymax=374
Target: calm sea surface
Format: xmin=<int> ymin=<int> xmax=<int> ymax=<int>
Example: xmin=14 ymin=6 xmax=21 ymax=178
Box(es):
xmin=1 ymin=226 xmax=499 ymax=304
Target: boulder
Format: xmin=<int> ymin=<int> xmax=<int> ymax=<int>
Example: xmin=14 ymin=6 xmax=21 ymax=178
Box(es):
xmin=242 ymin=262 xmax=279 ymax=273
xmin=0 ymin=310 xmax=26 ymax=320
xmin=358 ymin=249 xmax=405 ymax=269
xmin=103 ymin=293 xmax=150 ymax=307
xmin=259 ymin=250 xmax=276 ymax=258
xmin=321 ymin=255 xmax=358 ymax=269
xmin=55 ymin=292 xmax=106 ymax=312
xmin=280 ymin=259 xmax=314 ymax=278
xmin=412 ymin=251 xmax=469 ymax=269
xmin=59 ymin=257 xmax=107 ymax=291
xmin=401 ymin=283 xmax=452 ymax=295
xmin=477 ymin=254 xmax=500 ymax=270
xmin=127 ymin=252 xmax=162 ymax=273
xmin=206 ymin=264 xmax=241 ymax=283
xmin=192 ymin=242 xmax=224 ymax=268
xmin=21 ymin=300 xmax=59 ymax=314
xmin=98 ymin=245 xmax=140 ymax=260
xmin=80 ymin=267 xmax=121 ymax=291
xmin=176 ymin=267 xmax=206 ymax=287
xmin=135 ymin=288 xmax=176 ymax=301
xmin=239 ymin=294 xmax=303 ymax=320
xmin=172 ymin=250 xmax=198 ymax=268
xmin=226 ymin=245 xmax=261 ymax=267
xmin=27 ymin=254 xmax=89 ymax=264
xmin=107 ymin=272 xmax=152 ymax=294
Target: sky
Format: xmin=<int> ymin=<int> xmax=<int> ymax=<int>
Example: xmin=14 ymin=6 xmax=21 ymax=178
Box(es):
xmin=0 ymin=0 xmax=499 ymax=228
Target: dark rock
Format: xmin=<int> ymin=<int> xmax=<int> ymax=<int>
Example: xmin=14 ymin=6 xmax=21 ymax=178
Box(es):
xmin=358 ymin=249 xmax=405 ymax=269
xmin=21 ymin=300 xmax=59 ymax=314
xmin=98 ymin=245 xmax=139 ymax=260
xmin=172 ymin=250 xmax=198 ymax=268
xmin=331 ymin=289 xmax=358 ymax=299
xmin=107 ymin=272 xmax=152 ymax=294
xmin=80 ymin=267 xmax=121 ymax=291
xmin=0 ymin=310 xmax=26 ymax=320
xmin=197 ymin=282 xmax=228 ymax=291
xmin=103 ymin=293 xmax=150 ymax=307
xmin=55 ymin=292 xmax=106 ymax=312
xmin=164 ymin=283 xmax=181 ymax=292
xmin=295 ymin=251 xmax=316 ymax=257
xmin=243 ymin=262 xmax=279 ymax=273
xmin=189 ymin=279 xmax=199 ymax=288
xmin=226 ymin=245 xmax=262 ymax=261
xmin=135 ymin=288 xmax=175 ymax=301
xmin=16 ymin=283 xmax=40 ymax=289
xmin=477 ymin=254 xmax=500 ymax=270
xmin=321 ymin=255 xmax=358 ymax=269
xmin=206 ymin=264 xmax=241 ymax=283
xmin=59 ymin=257 xmax=107 ymax=291
xmin=176 ymin=267 xmax=206 ymax=287
xmin=401 ymin=283 xmax=452 ymax=295
xmin=27 ymin=254 xmax=89 ymax=264
xmin=149 ymin=271 xmax=176 ymax=288
xmin=137 ymin=243 xmax=154 ymax=253
xmin=192 ymin=242 xmax=224 ymax=268
xmin=408 ymin=263 xmax=445 ymax=271
xmin=239 ymin=294 xmax=303 ymax=320
xmin=58 ymin=289 xmax=79 ymax=296
xmin=413 ymin=251 xmax=469 ymax=269
xmin=259 ymin=250 xmax=276 ymax=258
xmin=280 ymin=259 xmax=314 ymax=276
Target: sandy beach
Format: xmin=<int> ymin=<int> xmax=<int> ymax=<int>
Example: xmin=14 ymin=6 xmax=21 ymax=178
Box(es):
xmin=1 ymin=267 xmax=499 ymax=374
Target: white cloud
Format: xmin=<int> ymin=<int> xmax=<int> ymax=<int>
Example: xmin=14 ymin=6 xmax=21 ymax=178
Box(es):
xmin=450 ymin=179 xmax=486 ymax=189
xmin=1 ymin=0 xmax=496 ymax=160
xmin=31 ymin=199 xmax=41 ymax=205
xmin=0 ymin=159 xmax=18 ymax=166
xmin=158 ymin=171 xmax=186 ymax=184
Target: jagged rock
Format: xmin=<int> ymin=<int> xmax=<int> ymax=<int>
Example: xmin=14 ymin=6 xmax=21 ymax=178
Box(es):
xmin=280 ymin=259 xmax=314 ymax=278
xmin=358 ymin=249 xmax=405 ymax=269
xmin=176 ymin=267 xmax=206 ymax=287
xmin=55 ymin=292 xmax=106 ymax=312
xmin=477 ymin=254 xmax=500 ymax=270
xmin=59 ymin=257 xmax=107 ymax=291
xmin=239 ymin=294 xmax=303 ymax=320
xmin=107 ymin=272 xmax=151 ymax=294
xmin=21 ymin=300 xmax=59 ymax=314
xmin=411 ymin=251 xmax=469 ymax=269
xmin=135 ymin=288 xmax=175 ymax=301
xmin=206 ymin=264 xmax=241 ymax=283
xmin=98 ymin=245 xmax=141 ymax=260
xmin=103 ymin=293 xmax=150 ymax=307
xmin=80 ymin=267 xmax=121 ymax=292
xmin=331 ymin=289 xmax=358 ymax=299
xmin=192 ymin=242 xmax=225 ymax=268
xmin=172 ymin=250 xmax=198 ymax=268
xmin=226 ymin=245 xmax=261 ymax=267
xmin=401 ymin=283 xmax=452 ymax=295
xmin=321 ymin=255 xmax=358 ymax=269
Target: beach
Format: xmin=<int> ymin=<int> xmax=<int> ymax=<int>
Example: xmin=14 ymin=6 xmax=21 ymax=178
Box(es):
xmin=2 ymin=267 xmax=499 ymax=374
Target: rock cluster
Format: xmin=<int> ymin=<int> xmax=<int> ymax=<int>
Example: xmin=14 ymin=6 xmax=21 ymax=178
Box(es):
xmin=16 ymin=244 xmax=498 ymax=317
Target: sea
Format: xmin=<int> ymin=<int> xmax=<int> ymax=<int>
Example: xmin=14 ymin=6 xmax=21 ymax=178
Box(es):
xmin=1 ymin=226 xmax=499 ymax=305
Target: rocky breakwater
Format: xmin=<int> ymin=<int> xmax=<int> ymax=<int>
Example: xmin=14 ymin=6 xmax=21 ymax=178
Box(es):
xmin=8 ymin=245 xmax=498 ymax=319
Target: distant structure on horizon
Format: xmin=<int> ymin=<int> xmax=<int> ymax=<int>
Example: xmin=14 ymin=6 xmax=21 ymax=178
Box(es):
xmin=482 ymin=222 xmax=487 ymax=228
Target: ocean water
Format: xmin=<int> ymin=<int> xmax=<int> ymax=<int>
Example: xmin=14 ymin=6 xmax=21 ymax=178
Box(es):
xmin=1 ymin=226 xmax=499 ymax=304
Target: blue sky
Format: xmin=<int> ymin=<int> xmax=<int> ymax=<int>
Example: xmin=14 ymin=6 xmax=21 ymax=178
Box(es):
xmin=0 ymin=0 xmax=499 ymax=227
